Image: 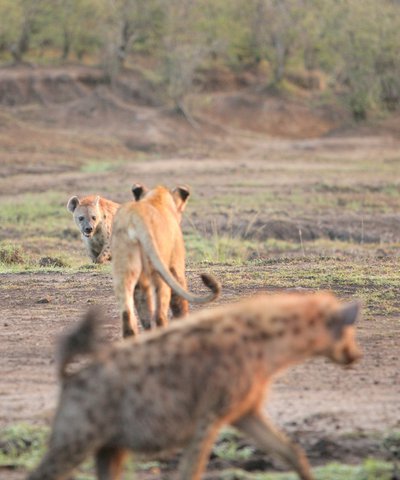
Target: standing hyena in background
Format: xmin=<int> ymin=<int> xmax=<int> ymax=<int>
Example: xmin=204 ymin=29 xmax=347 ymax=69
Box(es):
xmin=27 ymin=291 xmax=362 ymax=480
xmin=67 ymin=195 xmax=120 ymax=264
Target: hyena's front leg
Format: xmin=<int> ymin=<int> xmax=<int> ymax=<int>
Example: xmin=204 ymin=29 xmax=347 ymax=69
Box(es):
xmin=28 ymin=433 xmax=100 ymax=480
xmin=177 ymin=416 xmax=220 ymax=480
xmin=96 ymin=446 xmax=128 ymax=480
xmin=234 ymin=412 xmax=314 ymax=480
xmin=96 ymin=244 xmax=112 ymax=264
xmin=83 ymin=238 xmax=98 ymax=263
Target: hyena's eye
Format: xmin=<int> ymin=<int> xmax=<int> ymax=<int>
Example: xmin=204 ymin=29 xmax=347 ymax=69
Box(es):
xmin=92 ymin=216 xmax=96 ymax=221
xmin=78 ymin=216 xmax=84 ymax=222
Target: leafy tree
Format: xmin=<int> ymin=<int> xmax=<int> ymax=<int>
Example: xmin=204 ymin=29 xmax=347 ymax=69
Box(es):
xmin=243 ymin=0 xmax=309 ymax=85
xmin=0 ymin=0 xmax=43 ymax=62
xmin=1 ymin=0 xmax=400 ymax=118
xmin=101 ymin=0 xmax=163 ymax=80
xmin=53 ymin=0 xmax=105 ymax=61
xmin=156 ymin=0 xmax=213 ymax=115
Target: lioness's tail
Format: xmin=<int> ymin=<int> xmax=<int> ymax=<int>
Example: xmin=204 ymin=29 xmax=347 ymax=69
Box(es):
xmin=129 ymin=216 xmax=221 ymax=304
xmin=57 ymin=307 xmax=103 ymax=379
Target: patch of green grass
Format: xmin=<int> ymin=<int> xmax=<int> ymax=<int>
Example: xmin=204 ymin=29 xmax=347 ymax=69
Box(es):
xmin=0 ymin=424 xmax=98 ymax=479
xmin=0 ymin=192 xmax=69 ymax=236
xmin=218 ymin=459 xmax=395 ymax=479
xmin=191 ymin=176 xmax=400 ymax=217
xmin=186 ymin=232 xmax=259 ymax=264
xmin=0 ymin=262 xmax=111 ymax=274
xmin=186 ymin=231 xmax=301 ymax=265
xmin=213 ymin=428 xmax=255 ymax=462
xmin=0 ymin=243 xmax=27 ymax=265
xmin=0 ymin=423 xmax=49 ymax=470
xmin=383 ymin=430 xmax=400 ymax=458
xmin=80 ymin=160 xmax=121 ymax=173
xmin=0 ymin=237 xmax=112 ymax=273
xmin=2 ymin=423 xmax=397 ymax=480
xmin=0 ymin=423 xmax=168 ymax=479
xmin=208 ymin=255 xmax=400 ymax=315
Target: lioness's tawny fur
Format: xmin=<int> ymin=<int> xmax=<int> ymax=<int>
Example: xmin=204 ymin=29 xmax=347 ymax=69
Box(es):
xmin=111 ymin=185 xmax=220 ymax=337
xmin=67 ymin=195 xmax=120 ymax=264
xmin=28 ymin=291 xmax=361 ymax=480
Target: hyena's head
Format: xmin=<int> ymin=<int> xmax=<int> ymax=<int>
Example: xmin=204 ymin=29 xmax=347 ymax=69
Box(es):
xmin=67 ymin=195 xmax=102 ymax=238
xmin=323 ymin=300 xmax=362 ymax=366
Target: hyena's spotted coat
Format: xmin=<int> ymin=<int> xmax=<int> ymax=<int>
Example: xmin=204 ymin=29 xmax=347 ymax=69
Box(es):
xmin=28 ymin=292 xmax=362 ymax=480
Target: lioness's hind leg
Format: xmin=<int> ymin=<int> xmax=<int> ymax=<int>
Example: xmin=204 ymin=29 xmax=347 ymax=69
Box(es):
xmin=170 ymin=269 xmax=189 ymax=318
xmin=154 ymin=278 xmax=172 ymax=328
xmin=234 ymin=412 xmax=314 ymax=480
xmin=113 ymin=256 xmax=141 ymax=337
xmin=170 ymin=292 xmax=189 ymax=318
xmin=134 ymin=283 xmax=155 ymax=331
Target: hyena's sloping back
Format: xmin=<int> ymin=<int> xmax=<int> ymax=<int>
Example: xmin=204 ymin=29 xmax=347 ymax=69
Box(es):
xmin=57 ymin=307 xmax=104 ymax=378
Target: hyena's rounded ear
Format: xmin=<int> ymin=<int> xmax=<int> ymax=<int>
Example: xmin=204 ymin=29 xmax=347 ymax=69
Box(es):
xmin=328 ymin=301 xmax=361 ymax=338
xmin=67 ymin=196 xmax=80 ymax=213
xmin=131 ymin=183 xmax=148 ymax=201
xmin=172 ymin=185 xmax=191 ymax=213
xmin=339 ymin=301 xmax=361 ymax=326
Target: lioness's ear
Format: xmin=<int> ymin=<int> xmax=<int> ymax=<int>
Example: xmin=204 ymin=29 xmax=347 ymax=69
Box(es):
xmin=328 ymin=301 xmax=360 ymax=338
xmin=172 ymin=185 xmax=191 ymax=213
xmin=132 ymin=183 xmax=148 ymax=201
xmin=67 ymin=196 xmax=80 ymax=213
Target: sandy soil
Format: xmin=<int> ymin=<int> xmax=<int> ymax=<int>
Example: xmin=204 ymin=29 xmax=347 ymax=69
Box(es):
xmin=1 ymin=269 xmax=399 ymax=479
xmin=0 ymin=66 xmax=400 ymax=479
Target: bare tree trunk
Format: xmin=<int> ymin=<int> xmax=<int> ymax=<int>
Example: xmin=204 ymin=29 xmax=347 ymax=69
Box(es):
xmin=61 ymin=28 xmax=71 ymax=60
xmin=271 ymin=33 xmax=288 ymax=84
xmin=11 ymin=17 xmax=31 ymax=63
xmin=116 ymin=19 xmax=139 ymax=69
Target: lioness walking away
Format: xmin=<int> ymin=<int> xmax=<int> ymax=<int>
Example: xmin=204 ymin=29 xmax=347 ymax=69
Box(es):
xmin=27 ymin=291 xmax=361 ymax=480
xmin=112 ymin=185 xmax=220 ymax=337
xmin=67 ymin=195 xmax=120 ymax=264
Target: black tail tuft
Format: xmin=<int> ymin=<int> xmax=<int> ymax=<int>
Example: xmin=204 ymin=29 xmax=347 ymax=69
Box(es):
xmin=57 ymin=306 xmax=104 ymax=379
xmin=200 ymin=273 xmax=221 ymax=300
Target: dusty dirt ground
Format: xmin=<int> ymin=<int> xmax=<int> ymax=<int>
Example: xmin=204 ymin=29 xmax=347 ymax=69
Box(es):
xmin=0 ymin=66 xmax=400 ymax=479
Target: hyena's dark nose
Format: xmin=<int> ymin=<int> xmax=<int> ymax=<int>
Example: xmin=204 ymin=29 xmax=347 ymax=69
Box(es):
xmin=84 ymin=227 xmax=93 ymax=234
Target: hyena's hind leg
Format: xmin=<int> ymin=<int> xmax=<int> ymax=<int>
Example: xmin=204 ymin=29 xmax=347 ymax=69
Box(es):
xmin=96 ymin=446 xmax=128 ymax=480
xmin=234 ymin=412 xmax=314 ymax=480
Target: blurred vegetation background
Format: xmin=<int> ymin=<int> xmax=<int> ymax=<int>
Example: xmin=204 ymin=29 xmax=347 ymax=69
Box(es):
xmin=1 ymin=0 xmax=400 ymax=120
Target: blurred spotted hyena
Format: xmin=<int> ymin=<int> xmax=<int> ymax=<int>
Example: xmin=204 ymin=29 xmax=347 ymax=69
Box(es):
xmin=28 ymin=291 xmax=361 ymax=480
